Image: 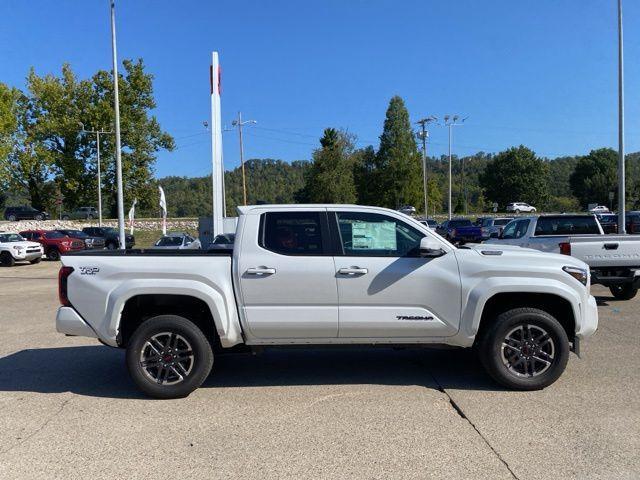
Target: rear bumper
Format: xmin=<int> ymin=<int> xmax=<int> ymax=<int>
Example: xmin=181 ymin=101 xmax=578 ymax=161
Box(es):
xmin=576 ymin=295 xmax=598 ymax=339
xmin=56 ymin=306 xmax=98 ymax=338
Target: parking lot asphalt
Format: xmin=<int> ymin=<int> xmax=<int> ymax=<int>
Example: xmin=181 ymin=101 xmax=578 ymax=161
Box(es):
xmin=0 ymin=261 xmax=638 ymax=479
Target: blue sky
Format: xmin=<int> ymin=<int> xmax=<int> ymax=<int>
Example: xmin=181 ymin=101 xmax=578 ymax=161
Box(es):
xmin=1 ymin=0 xmax=639 ymax=178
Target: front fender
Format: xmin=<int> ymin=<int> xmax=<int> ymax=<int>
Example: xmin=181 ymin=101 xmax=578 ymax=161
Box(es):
xmin=100 ymin=279 xmax=242 ymax=348
xmin=461 ymin=277 xmax=583 ymax=339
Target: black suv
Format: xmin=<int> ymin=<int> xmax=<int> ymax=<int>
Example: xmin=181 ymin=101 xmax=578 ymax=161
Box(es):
xmin=4 ymin=206 xmax=50 ymax=221
xmin=82 ymin=227 xmax=135 ymax=250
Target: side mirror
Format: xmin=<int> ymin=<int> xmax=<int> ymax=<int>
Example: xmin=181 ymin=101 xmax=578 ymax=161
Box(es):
xmin=420 ymin=237 xmax=446 ymax=258
xmin=490 ymin=232 xmax=499 ymax=239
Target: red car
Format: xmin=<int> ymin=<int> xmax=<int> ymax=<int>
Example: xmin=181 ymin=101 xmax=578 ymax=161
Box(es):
xmin=19 ymin=229 xmax=85 ymax=261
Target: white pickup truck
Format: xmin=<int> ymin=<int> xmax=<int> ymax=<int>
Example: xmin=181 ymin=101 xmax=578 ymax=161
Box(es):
xmin=560 ymin=236 xmax=640 ymax=300
xmin=56 ymin=205 xmax=598 ymax=398
xmin=484 ymin=214 xmax=604 ymax=253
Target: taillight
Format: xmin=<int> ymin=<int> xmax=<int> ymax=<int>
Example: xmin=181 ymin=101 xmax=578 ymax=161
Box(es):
xmin=58 ymin=266 xmax=74 ymax=306
xmin=559 ymin=242 xmax=571 ymax=255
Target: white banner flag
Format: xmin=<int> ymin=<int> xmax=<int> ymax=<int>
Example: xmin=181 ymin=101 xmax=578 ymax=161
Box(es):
xmin=128 ymin=198 xmax=137 ymax=235
xmin=159 ymin=186 xmax=167 ymax=235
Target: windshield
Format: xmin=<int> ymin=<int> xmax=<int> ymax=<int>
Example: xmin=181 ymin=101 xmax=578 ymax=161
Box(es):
xmin=62 ymin=230 xmax=87 ymax=238
xmin=494 ymin=219 xmax=512 ymax=226
xmin=156 ymin=236 xmax=183 ymax=246
xmin=0 ymin=233 xmax=25 ymax=242
xmin=103 ymin=228 xmax=118 ymax=234
xmin=44 ymin=231 xmax=65 ymax=239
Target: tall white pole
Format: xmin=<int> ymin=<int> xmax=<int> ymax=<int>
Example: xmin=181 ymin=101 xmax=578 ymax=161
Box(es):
xmin=448 ymin=125 xmax=453 ymax=220
xmin=109 ymin=0 xmax=126 ymax=249
xmin=617 ymin=0 xmax=626 ymax=233
xmin=96 ymin=131 xmax=102 ymax=226
xmin=210 ymin=52 xmax=225 ymax=237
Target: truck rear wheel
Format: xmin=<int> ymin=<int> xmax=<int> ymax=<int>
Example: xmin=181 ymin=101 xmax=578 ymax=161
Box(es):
xmin=125 ymin=315 xmax=213 ymax=399
xmin=46 ymin=248 xmax=60 ymax=261
xmin=477 ymin=308 xmax=569 ymax=390
xmin=609 ymin=284 xmax=638 ymax=300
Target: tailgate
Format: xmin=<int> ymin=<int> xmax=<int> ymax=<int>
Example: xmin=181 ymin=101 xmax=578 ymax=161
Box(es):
xmin=569 ymin=236 xmax=640 ymax=268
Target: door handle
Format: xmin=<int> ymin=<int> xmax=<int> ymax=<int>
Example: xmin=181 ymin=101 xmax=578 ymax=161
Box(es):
xmin=604 ymin=243 xmax=619 ymax=250
xmin=246 ymin=267 xmax=276 ymax=275
xmin=338 ymin=267 xmax=368 ymax=275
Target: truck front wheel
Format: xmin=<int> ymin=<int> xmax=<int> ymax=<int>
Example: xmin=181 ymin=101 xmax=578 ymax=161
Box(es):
xmin=477 ymin=308 xmax=569 ymax=390
xmin=125 ymin=315 xmax=213 ymax=399
xmin=609 ymin=284 xmax=638 ymax=300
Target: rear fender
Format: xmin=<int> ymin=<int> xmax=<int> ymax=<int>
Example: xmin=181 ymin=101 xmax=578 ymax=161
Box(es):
xmin=103 ymin=279 xmax=242 ymax=348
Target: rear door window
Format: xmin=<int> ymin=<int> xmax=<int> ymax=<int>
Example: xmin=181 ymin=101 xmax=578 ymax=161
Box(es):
xmin=260 ymin=211 xmax=327 ymax=256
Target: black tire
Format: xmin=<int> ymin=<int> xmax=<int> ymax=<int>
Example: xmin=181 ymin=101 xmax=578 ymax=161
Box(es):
xmin=87 ymin=214 xmax=94 ymax=220
xmin=0 ymin=252 xmax=15 ymax=267
xmin=35 ymin=214 xmax=43 ymax=221
xmin=106 ymin=241 xmax=116 ymax=250
xmin=477 ymin=307 xmax=569 ymax=390
xmin=62 ymin=215 xmax=70 ymax=220
xmin=46 ymin=248 xmax=60 ymax=261
xmin=609 ymin=284 xmax=638 ymax=300
xmin=126 ymin=315 xmax=213 ymax=399
xmin=514 ymin=209 xmax=520 ymax=214
xmin=29 ymin=257 xmax=42 ymax=264
xmin=8 ymin=214 xmax=16 ymax=221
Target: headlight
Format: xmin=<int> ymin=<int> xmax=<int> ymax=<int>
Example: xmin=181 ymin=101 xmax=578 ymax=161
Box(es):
xmin=12 ymin=246 xmax=23 ymax=252
xmin=563 ymin=266 xmax=588 ymax=286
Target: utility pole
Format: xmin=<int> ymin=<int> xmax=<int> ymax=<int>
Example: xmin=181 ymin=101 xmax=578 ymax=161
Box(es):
xmin=80 ymin=123 xmax=112 ymax=226
xmin=231 ymin=112 xmax=257 ymax=205
xmin=109 ymin=0 xmax=126 ymax=249
xmin=617 ymin=0 xmax=626 ymax=233
xmin=443 ymin=115 xmax=467 ymax=220
xmin=416 ymin=116 xmax=437 ymax=218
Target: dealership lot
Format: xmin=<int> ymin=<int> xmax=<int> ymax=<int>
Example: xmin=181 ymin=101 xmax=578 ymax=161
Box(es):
xmin=0 ymin=262 xmax=638 ymax=479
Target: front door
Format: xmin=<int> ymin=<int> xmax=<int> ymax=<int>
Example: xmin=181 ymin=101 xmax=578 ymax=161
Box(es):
xmin=331 ymin=210 xmax=461 ymax=338
xmin=237 ymin=209 xmax=339 ymax=340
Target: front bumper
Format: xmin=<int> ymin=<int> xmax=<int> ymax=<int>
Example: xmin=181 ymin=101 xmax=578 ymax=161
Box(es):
xmin=12 ymin=251 xmax=42 ymax=261
xmin=576 ymin=295 xmax=598 ymax=339
xmin=56 ymin=307 xmax=98 ymax=338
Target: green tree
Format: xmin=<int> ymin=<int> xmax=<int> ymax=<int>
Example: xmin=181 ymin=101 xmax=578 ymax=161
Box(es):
xmin=569 ymin=148 xmax=618 ymax=208
xmin=0 ymin=61 xmax=173 ymax=215
xmin=352 ymin=145 xmax=377 ymax=205
xmin=481 ymin=145 xmax=549 ymax=209
xmin=375 ymin=96 xmax=422 ymax=209
xmin=0 ymin=83 xmax=19 ymax=163
xmin=303 ymin=128 xmax=357 ymax=204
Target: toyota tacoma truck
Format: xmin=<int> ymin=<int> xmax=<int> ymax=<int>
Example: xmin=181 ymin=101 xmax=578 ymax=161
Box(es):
xmin=55 ymin=205 xmax=598 ymax=398
xmin=559 ymin=236 xmax=640 ymax=300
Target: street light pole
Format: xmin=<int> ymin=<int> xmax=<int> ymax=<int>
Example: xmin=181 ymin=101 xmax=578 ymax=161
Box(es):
xmin=109 ymin=0 xmax=126 ymax=249
xmin=80 ymin=123 xmax=112 ymax=227
xmin=231 ymin=112 xmax=257 ymax=206
xmin=617 ymin=0 xmax=626 ymax=234
xmin=444 ymin=115 xmax=466 ymax=220
xmin=416 ymin=116 xmax=437 ymax=218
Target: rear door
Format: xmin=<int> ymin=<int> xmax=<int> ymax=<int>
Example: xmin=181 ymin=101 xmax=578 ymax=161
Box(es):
xmin=331 ymin=210 xmax=461 ymax=338
xmin=237 ymin=209 xmax=339 ymax=340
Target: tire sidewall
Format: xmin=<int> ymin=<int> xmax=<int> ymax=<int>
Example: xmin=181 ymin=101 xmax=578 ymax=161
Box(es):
xmin=126 ymin=315 xmax=213 ymax=399
xmin=609 ymin=284 xmax=638 ymax=300
xmin=479 ymin=308 xmax=569 ymax=390
xmin=47 ymin=248 xmax=60 ymax=261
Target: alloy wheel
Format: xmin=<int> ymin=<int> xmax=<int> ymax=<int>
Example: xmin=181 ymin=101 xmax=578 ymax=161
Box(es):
xmin=501 ymin=324 xmax=555 ymax=378
xmin=139 ymin=332 xmax=195 ymax=385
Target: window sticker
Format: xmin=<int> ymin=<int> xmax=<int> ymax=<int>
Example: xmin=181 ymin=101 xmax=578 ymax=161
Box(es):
xmin=351 ymin=221 xmax=397 ymax=250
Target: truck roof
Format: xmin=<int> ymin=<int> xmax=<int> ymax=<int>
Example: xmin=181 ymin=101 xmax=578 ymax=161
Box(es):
xmin=237 ymin=204 xmax=391 ymax=215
